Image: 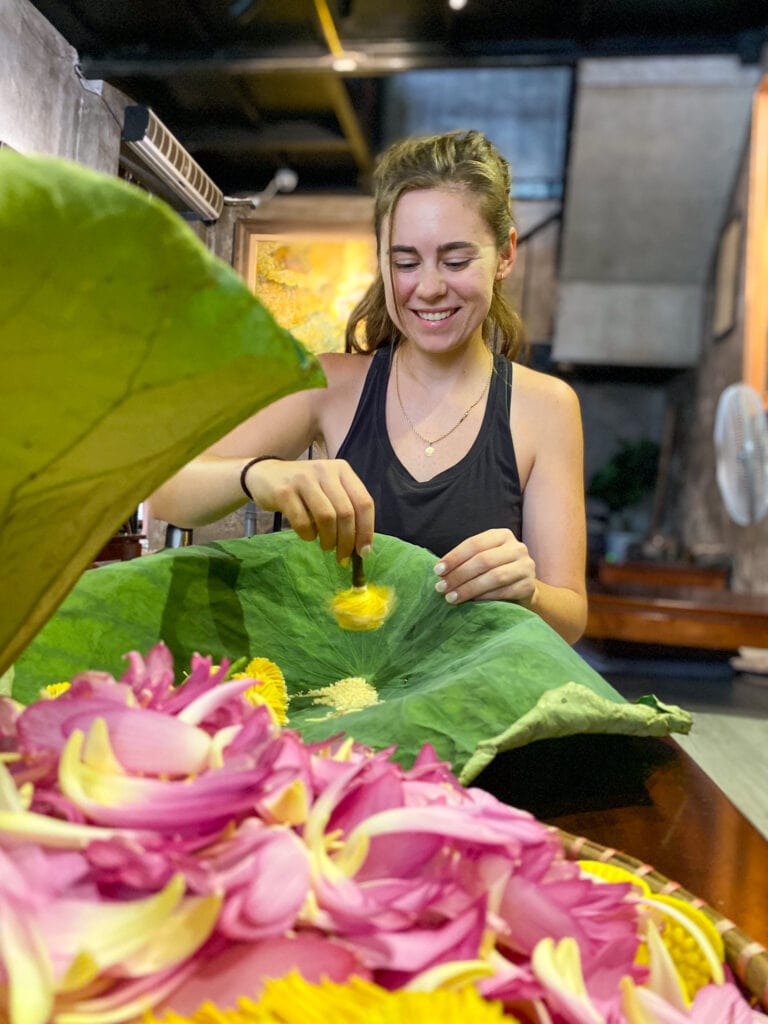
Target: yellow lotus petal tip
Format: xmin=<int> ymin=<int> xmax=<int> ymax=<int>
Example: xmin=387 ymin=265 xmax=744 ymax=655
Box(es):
xmin=331 ymin=584 xmax=395 ymax=631
xmin=40 ymin=682 xmax=71 ymax=699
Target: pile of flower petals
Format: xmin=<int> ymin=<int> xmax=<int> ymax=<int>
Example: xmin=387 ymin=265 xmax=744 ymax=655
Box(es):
xmin=0 ymin=642 xmax=764 ymax=1024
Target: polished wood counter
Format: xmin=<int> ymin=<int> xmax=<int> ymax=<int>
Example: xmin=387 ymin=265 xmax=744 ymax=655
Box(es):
xmin=474 ymin=733 xmax=768 ymax=952
xmin=586 ymin=580 xmax=768 ymax=649
xmin=596 ymin=559 xmax=730 ymax=590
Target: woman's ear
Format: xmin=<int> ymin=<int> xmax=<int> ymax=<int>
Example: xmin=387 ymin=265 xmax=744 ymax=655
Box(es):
xmin=495 ymin=228 xmax=517 ymax=281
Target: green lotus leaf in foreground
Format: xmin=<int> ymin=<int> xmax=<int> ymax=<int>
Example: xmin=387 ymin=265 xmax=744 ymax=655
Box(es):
xmin=0 ymin=151 xmax=324 ymax=676
xmin=13 ymin=531 xmax=692 ymax=783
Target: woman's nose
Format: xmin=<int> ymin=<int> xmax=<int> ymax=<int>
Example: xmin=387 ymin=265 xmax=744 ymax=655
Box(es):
xmin=415 ymin=265 xmax=447 ymax=299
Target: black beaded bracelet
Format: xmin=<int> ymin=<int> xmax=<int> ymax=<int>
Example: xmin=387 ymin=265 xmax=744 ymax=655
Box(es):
xmin=239 ymin=456 xmax=283 ymax=501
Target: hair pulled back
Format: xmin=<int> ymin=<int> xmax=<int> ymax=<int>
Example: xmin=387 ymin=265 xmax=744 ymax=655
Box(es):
xmin=345 ymin=129 xmax=525 ymax=360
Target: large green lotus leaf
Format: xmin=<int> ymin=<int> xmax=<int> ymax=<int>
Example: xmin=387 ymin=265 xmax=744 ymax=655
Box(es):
xmin=13 ymin=532 xmax=692 ymax=783
xmin=0 ymin=151 xmax=324 ymax=676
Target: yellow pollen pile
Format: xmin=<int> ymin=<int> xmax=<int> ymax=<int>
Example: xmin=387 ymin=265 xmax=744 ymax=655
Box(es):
xmin=305 ymin=677 xmax=380 ymax=717
xmin=231 ymin=657 xmax=289 ymax=725
xmin=331 ymin=583 xmax=394 ymax=631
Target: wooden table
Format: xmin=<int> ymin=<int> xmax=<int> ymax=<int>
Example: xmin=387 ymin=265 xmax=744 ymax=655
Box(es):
xmin=473 ymin=733 xmax=768 ymax=1000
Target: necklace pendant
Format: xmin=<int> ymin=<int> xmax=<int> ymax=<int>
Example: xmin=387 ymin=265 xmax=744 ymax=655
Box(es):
xmin=425 ymin=445 xmax=435 ymax=457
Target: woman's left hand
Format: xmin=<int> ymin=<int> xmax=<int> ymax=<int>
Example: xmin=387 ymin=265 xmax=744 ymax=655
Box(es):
xmin=432 ymin=528 xmax=537 ymax=606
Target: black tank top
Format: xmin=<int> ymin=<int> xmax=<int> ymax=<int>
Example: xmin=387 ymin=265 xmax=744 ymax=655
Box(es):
xmin=335 ymin=348 xmax=523 ymax=557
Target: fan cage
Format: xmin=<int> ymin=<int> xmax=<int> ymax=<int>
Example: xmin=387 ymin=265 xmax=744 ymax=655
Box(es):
xmin=714 ymin=383 xmax=768 ymax=526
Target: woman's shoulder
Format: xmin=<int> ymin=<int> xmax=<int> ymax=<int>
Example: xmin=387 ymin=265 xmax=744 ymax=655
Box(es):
xmin=512 ymin=360 xmax=578 ymax=397
xmin=313 ymin=351 xmax=377 ymax=454
xmin=314 ymin=350 xmax=376 ymax=412
xmin=510 ymin=361 xmax=581 ymax=421
xmin=318 ymin=350 xmax=375 ymax=384
xmin=319 ymin=354 xmax=374 ymax=378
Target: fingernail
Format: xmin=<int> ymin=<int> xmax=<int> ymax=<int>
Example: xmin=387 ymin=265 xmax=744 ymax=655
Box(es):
xmin=434 ymin=579 xmax=448 ymax=594
xmin=360 ymin=544 xmax=372 ymax=559
xmin=434 ymin=562 xmax=446 ymax=576
xmin=445 ymin=591 xmax=458 ymax=604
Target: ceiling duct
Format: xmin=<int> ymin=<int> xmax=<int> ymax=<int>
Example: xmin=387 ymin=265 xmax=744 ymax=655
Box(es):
xmin=121 ymin=105 xmax=224 ymax=221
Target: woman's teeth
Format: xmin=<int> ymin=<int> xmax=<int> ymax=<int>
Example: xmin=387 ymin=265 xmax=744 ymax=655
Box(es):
xmin=417 ymin=310 xmax=452 ymax=321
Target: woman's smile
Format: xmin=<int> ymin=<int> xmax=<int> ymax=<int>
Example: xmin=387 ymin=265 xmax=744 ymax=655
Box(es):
xmin=413 ymin=308 xmax=458 ymax=323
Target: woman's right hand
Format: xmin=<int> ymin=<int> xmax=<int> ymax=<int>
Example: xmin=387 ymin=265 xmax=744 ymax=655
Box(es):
xmin=244 ymin=457 xmax=375 ymax=563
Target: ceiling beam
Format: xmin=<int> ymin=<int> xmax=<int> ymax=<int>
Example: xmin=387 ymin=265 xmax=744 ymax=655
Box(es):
xmin=309 ymin=0 xmax=373 ymax=177
xmin=80 ymin=29 xmax=766 ymax=81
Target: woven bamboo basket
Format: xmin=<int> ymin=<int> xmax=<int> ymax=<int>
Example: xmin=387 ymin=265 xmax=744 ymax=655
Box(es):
xmin=557 ymin=828 xmax=768 ymax=1011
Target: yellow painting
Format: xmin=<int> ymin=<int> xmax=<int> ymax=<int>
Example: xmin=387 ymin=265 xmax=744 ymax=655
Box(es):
xmin=255 ymin=237 xmax=377 ymax=354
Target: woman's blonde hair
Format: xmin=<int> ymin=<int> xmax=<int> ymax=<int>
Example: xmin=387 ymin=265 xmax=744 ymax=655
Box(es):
xmin=345 ymin=129 xmax=526 ymax=360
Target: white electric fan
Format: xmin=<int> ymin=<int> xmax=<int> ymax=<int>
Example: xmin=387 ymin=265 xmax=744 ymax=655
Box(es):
xmin=714 ymin=382 xmax=768 ymax=526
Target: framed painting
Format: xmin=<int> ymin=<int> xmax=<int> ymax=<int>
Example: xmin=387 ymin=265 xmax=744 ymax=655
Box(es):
xmin=234 ymin=195 xmax=376 ymax=355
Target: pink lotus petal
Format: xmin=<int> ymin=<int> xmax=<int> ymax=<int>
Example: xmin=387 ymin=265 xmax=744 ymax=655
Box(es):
xmin=50 ymin=952 xmax=199 ymax=1020
xmin=120 ymin=644 xmax=177 ymax=708
xmin=68 ymin=672 xmax=133 ymax=701
xmin=159 ymin=934 xmax=369 ymax=1016
xmin=689 ymin=983 xmax=767 ymax=1023
xmin=16 ymin=696 xmax=132 ymax=760
xmin=211 ymin=826 xmax=311 ymax=942
xmin=37 ymin=705 xmax=212 ymax=777
xmin=28 ymin=787 xmax=89 ymax=823
xmin=175 ymin=676 xmax=253 ymax=727
xmin=219 ymin=705 xmax=280 ymax=762
xmin=160 ymin=653 xmax=228 ymax=715
xmin=0 ymin=846 xmax=90 ymax=907
xmin=326 ymin=757 xmax=405 ymax=836
xmin=629 ymin=979 xmax=767 ymax=1023
xmin=85 ymin=833 xmax=208 ymax=892
xmin=343 ymin=803 xmax=559 ymax=870
xmin=61 ymin=760 xmax=278 ymax=832
xmin=0 ymin=890 xmax=54 ymax=1024
xmin=309 ymin=871 xmax=458 ymax=933
xmin=476 ymin=954 xmax=542 ymax=1002
xmin=349 ymin=898 xmax=487 ymax=974
xmin=58 ymin=725 xmax=305 ymax=834
xmin=0 ymin=696 xmax=22 ymax=754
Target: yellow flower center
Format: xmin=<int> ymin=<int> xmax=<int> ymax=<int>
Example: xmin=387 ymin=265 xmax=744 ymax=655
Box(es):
xmin=230 ymin=658 xmax=289 ymax=725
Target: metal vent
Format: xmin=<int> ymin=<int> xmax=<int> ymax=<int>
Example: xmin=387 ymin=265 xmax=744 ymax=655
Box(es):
xmin=122 ymin=105 xmax=224 ymax=221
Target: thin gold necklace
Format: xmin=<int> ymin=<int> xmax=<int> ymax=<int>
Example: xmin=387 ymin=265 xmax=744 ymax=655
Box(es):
xmin=394 ymin=349 xmax=493 ymax=457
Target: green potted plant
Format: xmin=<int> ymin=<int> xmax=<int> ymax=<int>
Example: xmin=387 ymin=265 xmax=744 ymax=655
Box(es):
xmin=587 ymin=438 xmax=660 ymax=562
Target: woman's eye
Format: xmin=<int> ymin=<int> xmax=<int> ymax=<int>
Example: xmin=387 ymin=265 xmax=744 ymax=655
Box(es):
xmin=445 ymin=259 xmax=471 ymax=270
xmin=394 ymin=261 xmax=418 ymax=271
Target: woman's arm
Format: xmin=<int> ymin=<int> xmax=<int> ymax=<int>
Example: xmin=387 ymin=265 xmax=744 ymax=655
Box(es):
xmin=431 ymin=373 xmax=587 ymax=643
xmin=147 ymin=385 xmax=319 ymax=527
xmin=147 ymin=354 xmax=375 ymax=560
xmin=515 ymin=374 xmax=587 ymax=641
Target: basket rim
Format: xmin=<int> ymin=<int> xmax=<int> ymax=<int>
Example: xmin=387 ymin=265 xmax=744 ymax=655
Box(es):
xmin=556 ymin=826 xmax=768 ymax=1010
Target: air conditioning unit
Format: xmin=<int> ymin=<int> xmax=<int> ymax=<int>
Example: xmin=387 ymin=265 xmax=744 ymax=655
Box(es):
xmin=121 ymin=105 xmax=224 ymax=222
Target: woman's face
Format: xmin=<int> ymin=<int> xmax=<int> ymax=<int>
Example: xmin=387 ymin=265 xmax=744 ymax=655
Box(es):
xmin=380 ymin=186 xmax=515 ymax=354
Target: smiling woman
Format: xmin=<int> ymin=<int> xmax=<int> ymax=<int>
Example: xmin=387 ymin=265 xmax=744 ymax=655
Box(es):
xmin=149 ymin=129 xmax=588 ymax=644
